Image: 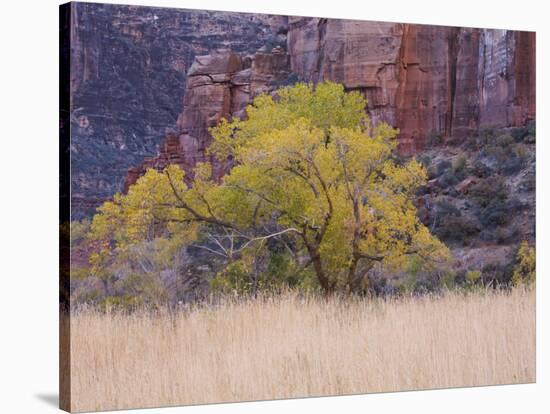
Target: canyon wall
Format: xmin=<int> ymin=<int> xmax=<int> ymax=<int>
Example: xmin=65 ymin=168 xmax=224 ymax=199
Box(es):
xmin=123 ymin=49 xmax=292 ymax=190
xmin=68 ymin=3 xmax=288 ymax=218
xmin=287 ymin=19 xmax=536 ymax=154
xmin=67 ymin=4 xmax=535 ymax=218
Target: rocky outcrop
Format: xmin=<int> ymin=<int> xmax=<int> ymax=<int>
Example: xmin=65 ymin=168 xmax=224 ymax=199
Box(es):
xmin=123 ymin=49 xmax=292 ymax=189
xmin=68 ymin=3 xmax=288 ymax=219
xmin=67 ymin=3 xmax=535 ymax=217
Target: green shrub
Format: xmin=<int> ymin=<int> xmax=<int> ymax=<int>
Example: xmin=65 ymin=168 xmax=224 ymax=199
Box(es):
xmin=210 ymin=252 xmax=320 ymax=295
xmin=477 ymin=125 xmax=498 ymax=146
xmin=432 ymin=201 xmax=479 ymax=244
xmin=417 ymin=154 xmax=432 ymax=168
xmin=210 ymin=260 xmax=255 ymax=295
xmin=495 ymin=134 xmax=515 ymax=148
xmin=469 ymin=176 xmax=508 ymax=208
xmin=478 ymin=202 xmax=511 ymax=226
xmin=438 ymin=269 xmax=457 ymax=290
xmin=468 ymin=177 xmax=523 ymax=228
xmin=452 ymin=155 xmax=468 ymax=175
xmin=494 ymin=225 xmax=520 ymax=244
xmin=70 ymin=218 xmax=91 ymax=246
xmin=512 ymin=241 xmax=535 ymax=286
xmin=465 ymin=270 xmax=482 ymax=289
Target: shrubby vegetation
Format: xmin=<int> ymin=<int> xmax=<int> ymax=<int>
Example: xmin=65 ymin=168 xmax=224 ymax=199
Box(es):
xmin=420 ymin=119 xmax=535 ymax=250
xmin=512 ymin=241 xmax=536 ymax=286
xmin=68 ymin=84 xmax=536 ymax=308
xmin=70 ymin=82 xmax=453 ymax=306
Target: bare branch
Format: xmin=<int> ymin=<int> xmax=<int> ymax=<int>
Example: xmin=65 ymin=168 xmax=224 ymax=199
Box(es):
xmin=191 ymin=243 xmax=230 ymax=258
xmin=165 ymin=168 xmax=237 ymax=230
xmin=235 ymin=227 xmax=301 ymax=252
xmin=207 ymin=232 xmax=229 ymax=257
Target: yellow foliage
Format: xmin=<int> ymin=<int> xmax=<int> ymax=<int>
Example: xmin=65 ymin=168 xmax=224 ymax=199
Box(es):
xmin=512 ymin=241 xmax=535 ymax=286
xmin=86 ymin=81 xmax=450 ymax=294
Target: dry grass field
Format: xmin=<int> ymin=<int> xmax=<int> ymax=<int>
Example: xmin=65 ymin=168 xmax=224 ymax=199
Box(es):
xmin=66 ymin=288 xmax=535 ymax=412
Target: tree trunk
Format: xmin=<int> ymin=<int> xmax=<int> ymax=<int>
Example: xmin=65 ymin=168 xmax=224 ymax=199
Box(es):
xmin=347 ymin=255 xmax=360 ymax=292
xmin=302 ymin=230 xmax=333 ymax=295
xmin=347 ymin=259 xmax=374 ymax=293
xmin=310 ymin=253 xmax=333 ymax=295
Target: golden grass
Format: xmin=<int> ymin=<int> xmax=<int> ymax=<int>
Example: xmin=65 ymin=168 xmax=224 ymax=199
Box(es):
xmin=66 ymin=288 xmax=535 ymax=412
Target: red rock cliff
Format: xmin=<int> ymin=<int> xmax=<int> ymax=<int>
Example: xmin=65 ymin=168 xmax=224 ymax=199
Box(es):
xmin=126 ymin=18 xmax=535 ymax=189
xmin=124 ymin=49 xmax=291 ymax=190
xmin=288 ymin=18 xmax=535 ymax=154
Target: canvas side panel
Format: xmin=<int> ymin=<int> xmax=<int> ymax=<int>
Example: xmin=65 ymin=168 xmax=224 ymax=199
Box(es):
xmin=59 ymin=2 xmax=71 ymax=412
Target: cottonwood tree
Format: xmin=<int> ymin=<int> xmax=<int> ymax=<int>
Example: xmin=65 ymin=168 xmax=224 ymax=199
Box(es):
xmin=88 ymin=82 xmax=449 ymax=295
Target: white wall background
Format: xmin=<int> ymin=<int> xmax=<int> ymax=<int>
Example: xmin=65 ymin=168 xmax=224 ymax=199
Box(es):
xmin=0 ymin=0 xmax=546 ymax=412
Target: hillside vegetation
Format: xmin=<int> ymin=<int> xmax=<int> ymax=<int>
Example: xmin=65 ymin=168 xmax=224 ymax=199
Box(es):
xmin=66 ymin=82 xmax=536 ymax=307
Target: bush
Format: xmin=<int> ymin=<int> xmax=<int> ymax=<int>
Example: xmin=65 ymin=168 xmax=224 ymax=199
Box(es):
xmin=432 ymin=201 xmax=479 ymax=244
xmin=495 ymin=134 xmax=515 ymax=148
xmin=512 ymin=241 xmax=535 ymax=286
xmin=210 ymin=260 xmax=255 ymax=295
xmin=481 ymin=262 xmax=514 ymax=287
xmin=434 ymin=200 xmax=460 ymax=217
xmin=478 ymin=202 xmax=511 ymax=226
xmin=465 ymin=270 xmax=482 ymax=289
xmin=514 ymin=144 xmax=527 ymax=159
xmin=495 ymin=225 xmax=520 ymax=244
xmin=210 ymin=252 xmax=319 ymax=295
xmin=367 ymin=272 xmax=397 ymax=297
xmin=468 ymin=177 xmax=523 ymax=228
xmin=70 ymin=218 xmax=91 ymax=246
xmin=477 ymin=125 xmax=498 ymax=146
xmin=436 ymin=160 xmax=452 ymax=176
xmin=510 ymin=126 xmax=529 ymax=142
xmin=469 ymin=176 xmax=508 ymax=208
xmin=435 ymin=215 xmax=479 ymax=244
xmin=438 ymin=170 xmax=459 ymax=188
xmin=500 ymin=155 xmax=525 ymax=175
xmin=417 ymin=154 xmax=432 ymax=169
xmin=471 ymin=159 xmax=492 ymax=178
xmin=438 ymin=269 xmax=457 ymax=290
xmin=477 ymin=128 xmax=527 ymax=175
xmin=427 ymin=130 xmax=444 ymax=147
xmin=452 ymin=155 xmax=468 ymax=175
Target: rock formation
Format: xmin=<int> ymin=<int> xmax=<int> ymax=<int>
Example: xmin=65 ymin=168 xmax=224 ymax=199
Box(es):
xmin=288 ymin=18 xmax=535 ymax=154
xmin=68 ymin=3 xmax=288 ymax=218
xmin=66 ymin=3 xmax=535 ymax=217
xmin=123 ymin=49 xmax=292 ymax=190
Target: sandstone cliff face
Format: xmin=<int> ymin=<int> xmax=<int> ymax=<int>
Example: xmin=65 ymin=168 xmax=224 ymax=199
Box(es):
xmin=67 ymin=4 xmax=535 ymax=217
xmin=288 ymin=18 xmax=404 ymax=129
xmin=287 ymin=18 xmax=535 ymax=154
